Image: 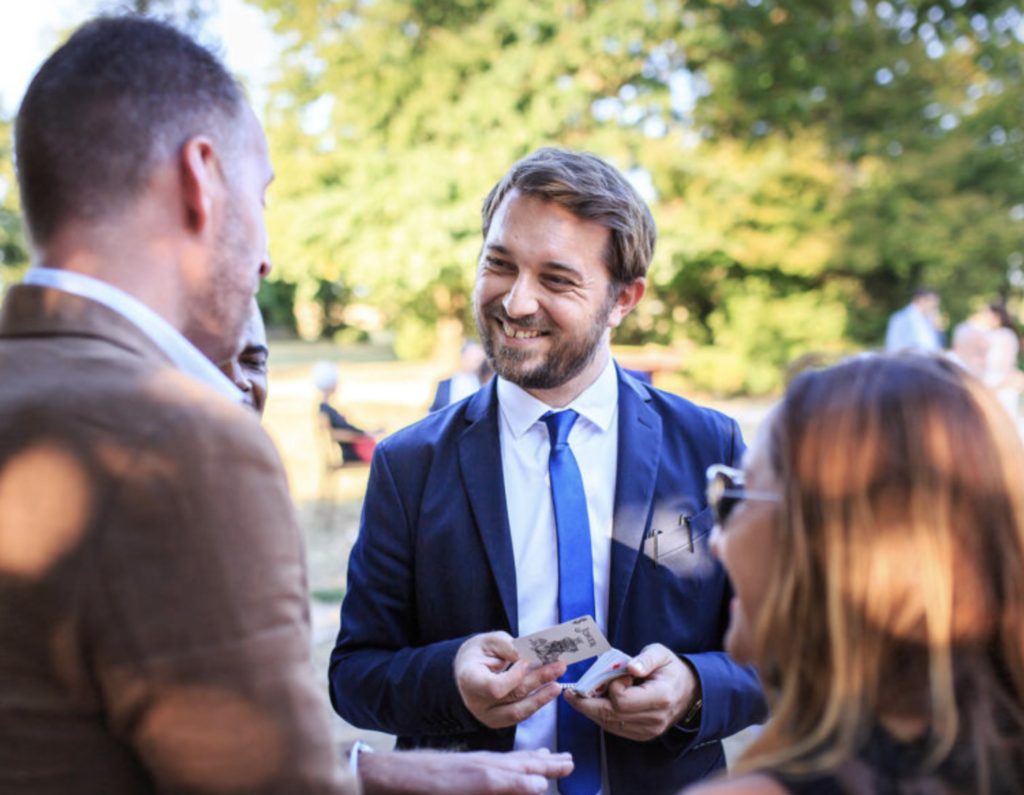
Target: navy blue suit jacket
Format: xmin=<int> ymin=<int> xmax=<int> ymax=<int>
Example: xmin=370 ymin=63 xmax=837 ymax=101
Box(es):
xmin=427 ymin=377 xmax=452 ymax=413
xmin=330 ymin=366 xmax=766 ymax=794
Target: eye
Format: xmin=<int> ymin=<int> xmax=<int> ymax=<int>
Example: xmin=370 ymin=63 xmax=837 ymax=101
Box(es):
xmin=484 ymin=255 xmax=513 ymax=271
xmin=543 ymin=274 xmax=576 ymax=289
xmin=240 ymin=353 xmax=268 ymax=371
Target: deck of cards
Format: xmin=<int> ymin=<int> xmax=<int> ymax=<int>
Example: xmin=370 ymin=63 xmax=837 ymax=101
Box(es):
xmin=511 ymin=616 xmax=635 ymax=698
xmin=563 ymin=648 xmax=633 ymax=697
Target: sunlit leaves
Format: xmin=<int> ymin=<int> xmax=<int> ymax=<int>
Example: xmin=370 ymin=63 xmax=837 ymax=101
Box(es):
xmin=246 ymin=0 xmax=1024 ymax=391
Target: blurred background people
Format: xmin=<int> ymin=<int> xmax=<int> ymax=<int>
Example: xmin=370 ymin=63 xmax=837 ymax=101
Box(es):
xmin=428 ymin=339 xmax=492 ymax=412
xmin=947 ymin=319 xmax=990 ymax=379
xmin=971 ymin=302 xmax=1024 ymax=419
xmin=313 ymin=360 xmax=380 ymax=464
xmin=884 ymin=287 xmax=943 ymax=354
xmin=687 ymin=355 xmax=1024 ymax=795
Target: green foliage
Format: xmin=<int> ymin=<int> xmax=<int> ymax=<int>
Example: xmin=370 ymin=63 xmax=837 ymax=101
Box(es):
xmin=246 ymin=0 xmax=1024 ymax=393
xmin=257 ymin=278 xmax=299 ymax=333
xmin=683 ymin=277 xmax=853 ymax=395
xmin=3 ymin=1 xmax=1023 ymax=394
xmin=123 ymin=0 xmax=215 ymax=30
xmin=0 ymin=111 xmax=29 ymax=293
xmin=253 ymin=0 xmax=695 ymax=349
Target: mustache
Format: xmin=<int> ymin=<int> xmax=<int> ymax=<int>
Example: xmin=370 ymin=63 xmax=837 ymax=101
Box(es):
xmin=484 ymin=304 xmax=549 ymax=331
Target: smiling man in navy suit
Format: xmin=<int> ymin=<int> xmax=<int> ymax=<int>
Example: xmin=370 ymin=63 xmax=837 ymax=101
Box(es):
xmin=330 ymin=148 xmax=766 ymax=795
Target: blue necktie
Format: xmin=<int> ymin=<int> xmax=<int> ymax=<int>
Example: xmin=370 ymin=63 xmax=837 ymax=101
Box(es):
xmin=543 ymin=410 xmax=600 ymax=795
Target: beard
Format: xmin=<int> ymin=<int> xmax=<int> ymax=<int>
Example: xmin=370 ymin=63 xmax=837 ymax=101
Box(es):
xmin=184 ymin=199 xmax=257 ymax=365
xmin=474 ymin=289 xmax=617 ymax=391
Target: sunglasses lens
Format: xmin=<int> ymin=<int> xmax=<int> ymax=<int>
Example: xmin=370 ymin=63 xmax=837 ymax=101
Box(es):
xmin=718 ymin=495 xmax=739 ymax=524
xmin=709 ymin=470 xmax=742 ymax=525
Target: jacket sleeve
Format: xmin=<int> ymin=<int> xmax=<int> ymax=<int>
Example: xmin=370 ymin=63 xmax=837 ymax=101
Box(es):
xmin=679 ymin=652 xmax=767 ymax=749
xmin=87 ymin=405 xmax=357 ymax=795
xmin=329 ymin=443 xmax=484 ymax=737
xmin=664 ymin=412 xmax=767 ymax=752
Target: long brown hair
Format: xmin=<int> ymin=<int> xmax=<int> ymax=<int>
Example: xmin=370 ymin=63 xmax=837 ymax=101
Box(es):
xmin=738 ymin=355 xmax=1024 ymax=790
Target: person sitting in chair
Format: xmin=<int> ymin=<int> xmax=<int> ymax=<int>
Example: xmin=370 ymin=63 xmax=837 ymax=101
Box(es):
xmin=312 ymin=361 xmax=379 ymax=465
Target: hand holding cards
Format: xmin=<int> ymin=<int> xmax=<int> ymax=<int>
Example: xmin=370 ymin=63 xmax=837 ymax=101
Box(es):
xmin=512 ymin=616 xmax=634 ymax=698
xmin=453 ymin=631 xmax=566 ymax=728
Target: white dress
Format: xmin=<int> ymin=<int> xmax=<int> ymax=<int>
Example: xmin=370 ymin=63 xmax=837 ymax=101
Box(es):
xmin=984 ymin=326 xmax=1021 ymax=418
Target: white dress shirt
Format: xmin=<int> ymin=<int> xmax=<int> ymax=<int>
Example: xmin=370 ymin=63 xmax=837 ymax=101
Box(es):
xmin=884 ymin=303 xmax=941 ymax=354
xmin=501 ymin=358 xmax=618 ymax=794
xmin=22 ymin=267 xmax=244 ymax=403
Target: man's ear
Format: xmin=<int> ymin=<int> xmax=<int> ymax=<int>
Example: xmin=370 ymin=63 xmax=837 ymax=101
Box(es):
xmin=608 ymin=277 xmax=646 ymax=328
xmin=180 ymin=135 xmax=219 ymax=233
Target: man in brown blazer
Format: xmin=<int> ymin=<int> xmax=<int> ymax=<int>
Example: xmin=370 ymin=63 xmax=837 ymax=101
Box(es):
xmin=0 ymin=15 xmax=570 ymax=795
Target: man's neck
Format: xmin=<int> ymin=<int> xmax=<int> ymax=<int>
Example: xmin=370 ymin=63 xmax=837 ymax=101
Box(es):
xmin=36 ymin=227 xmax=186 ymax=334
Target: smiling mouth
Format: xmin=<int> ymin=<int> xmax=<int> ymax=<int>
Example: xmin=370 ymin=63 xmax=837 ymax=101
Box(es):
xmin=501 ymin=320 xmax=546 ymax=340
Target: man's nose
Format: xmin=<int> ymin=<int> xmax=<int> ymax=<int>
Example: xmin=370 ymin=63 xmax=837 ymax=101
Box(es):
xmin=502 ymin=275 xmax=539 ymax=319
xmin=229 ymin=362 xmax=252 ymax=393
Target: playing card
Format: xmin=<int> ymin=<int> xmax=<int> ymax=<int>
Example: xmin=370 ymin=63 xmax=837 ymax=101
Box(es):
xmin=512 ymin=615 xmax=611 ymax=667
xmin=565 ymin=649 xmax=634 ymax=697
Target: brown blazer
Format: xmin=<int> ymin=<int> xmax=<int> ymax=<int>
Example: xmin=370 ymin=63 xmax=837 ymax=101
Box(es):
xmin=0 ymin=285 xmax=356 ymax=794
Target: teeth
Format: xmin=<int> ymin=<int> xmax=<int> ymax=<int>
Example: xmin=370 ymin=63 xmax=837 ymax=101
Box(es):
xmin=502 ymin=321 xmax=542 ymax=340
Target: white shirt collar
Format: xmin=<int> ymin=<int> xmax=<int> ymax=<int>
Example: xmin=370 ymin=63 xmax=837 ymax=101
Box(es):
xmin=23 ymin=267 xmax=244 ymax=403
xmin=497 ymin=356 xmax=618 ymax=440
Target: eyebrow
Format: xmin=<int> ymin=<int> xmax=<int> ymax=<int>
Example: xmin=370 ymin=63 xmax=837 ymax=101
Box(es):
xmin=241 ymin=345 xmax=269 ymax=357
xmin=484 ymin=243 xmax=585 ymax=280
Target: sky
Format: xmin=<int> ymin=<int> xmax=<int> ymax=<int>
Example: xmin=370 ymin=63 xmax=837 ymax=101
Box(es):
xmin=0 ymin=0 xmax=280 ymax=115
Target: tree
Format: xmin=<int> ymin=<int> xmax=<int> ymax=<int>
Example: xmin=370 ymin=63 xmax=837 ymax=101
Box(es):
xmin=247 ymin=0 xmax=1024 ymax=391
xmin=251 ymin=0 xmax=699 ymax=356
xmin=0 ymin=111 xmax=29 ymax=293
xmin=98 ymin=0 xmax=214 ymax=29
xmin=1 ymin=0 xmax=1015 ymax=392
xmin=678 ymin=0 xmax=1024 ymax=349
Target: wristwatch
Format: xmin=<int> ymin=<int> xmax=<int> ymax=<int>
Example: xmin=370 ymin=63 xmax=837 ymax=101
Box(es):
xmin=681 ymin=696 xmax=703 ymax=729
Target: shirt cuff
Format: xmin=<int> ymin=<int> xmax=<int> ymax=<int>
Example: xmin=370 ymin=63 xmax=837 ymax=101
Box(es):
xmin=348 ymin=740 xmax=375 ymax=781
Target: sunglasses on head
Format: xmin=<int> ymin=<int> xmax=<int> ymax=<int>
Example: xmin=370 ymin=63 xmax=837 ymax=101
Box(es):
xmin=705 ymin=464 xmax=782 ymax=526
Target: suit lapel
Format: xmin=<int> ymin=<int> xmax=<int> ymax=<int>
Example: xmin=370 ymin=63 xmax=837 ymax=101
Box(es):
xmin=608 ymin=368 xmax=661 ymax=641
xmin=457 ymin=379 xmax=519 ymax=633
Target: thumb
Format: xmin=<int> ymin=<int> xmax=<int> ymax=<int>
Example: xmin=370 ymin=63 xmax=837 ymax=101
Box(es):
xmin=481 ymin=630 xmax=520 ymax=659
xmin=627 ymin=643 xmax=673 ymax=678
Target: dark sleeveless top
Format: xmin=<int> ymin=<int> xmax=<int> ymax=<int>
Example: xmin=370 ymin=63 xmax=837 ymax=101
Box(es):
xmin=766 ymin=725 xmax=1020 ymax=795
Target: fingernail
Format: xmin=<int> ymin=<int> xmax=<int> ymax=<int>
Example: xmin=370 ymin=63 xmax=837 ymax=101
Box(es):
xmin=631 ymin=661 xmax=646 ymax=676
xmin=528 ymin=774 xmax=546 ymax=793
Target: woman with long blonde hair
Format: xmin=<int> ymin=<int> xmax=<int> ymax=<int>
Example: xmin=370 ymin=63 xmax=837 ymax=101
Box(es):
xmin=688 ymin=355 xmax=1024 ymax=794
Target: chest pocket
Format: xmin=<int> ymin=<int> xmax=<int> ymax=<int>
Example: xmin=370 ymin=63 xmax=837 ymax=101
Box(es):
xmin=643 ymin=504 xmax=717 ymax=579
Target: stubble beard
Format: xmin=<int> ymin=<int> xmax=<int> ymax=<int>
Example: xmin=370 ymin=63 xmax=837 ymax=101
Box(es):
xmin=186 ymin=200 xmax=256 ymax=365
xmin=474 ymin=291 xmax=616 ymax=391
